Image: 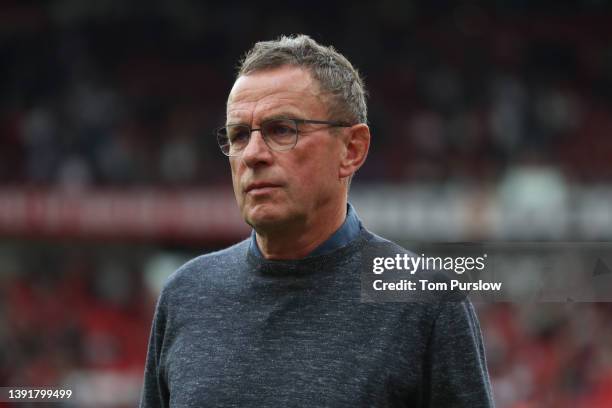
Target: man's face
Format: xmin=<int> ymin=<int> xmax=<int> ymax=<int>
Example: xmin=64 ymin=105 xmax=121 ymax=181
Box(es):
xmin=227 ymin=66 xmax=346 ymax=232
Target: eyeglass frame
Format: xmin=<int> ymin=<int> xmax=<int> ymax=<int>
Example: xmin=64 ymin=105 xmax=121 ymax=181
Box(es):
xmin=215 ymin=117 xmax=353 ymax=157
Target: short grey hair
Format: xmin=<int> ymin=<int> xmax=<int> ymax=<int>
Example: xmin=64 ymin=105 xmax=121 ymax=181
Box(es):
xmin=237 ymin=34 xmax=367 ymax=125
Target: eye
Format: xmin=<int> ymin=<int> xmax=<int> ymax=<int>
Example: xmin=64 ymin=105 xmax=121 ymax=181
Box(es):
xmin=227 ymin=126 xmax=250 ymax=145
xmin=264 ymin=120 xmax=297 ymax=140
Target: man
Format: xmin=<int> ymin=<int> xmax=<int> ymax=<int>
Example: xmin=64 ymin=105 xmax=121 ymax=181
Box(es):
xmin=140 ymin=34 xmax=494 ymax=407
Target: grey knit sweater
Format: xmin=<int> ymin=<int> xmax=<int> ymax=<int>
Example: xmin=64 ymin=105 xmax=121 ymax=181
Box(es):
xmin=140 ymin=227 xmax=494 ymax=407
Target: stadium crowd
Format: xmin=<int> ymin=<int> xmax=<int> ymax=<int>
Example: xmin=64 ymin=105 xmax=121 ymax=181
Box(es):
xmin=2 ymin=1 xmax=612 ymax=188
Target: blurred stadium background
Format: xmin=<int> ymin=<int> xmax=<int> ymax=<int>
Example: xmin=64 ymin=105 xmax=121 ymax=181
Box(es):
xmin=1 ymin=1 xmax=612 ymax=407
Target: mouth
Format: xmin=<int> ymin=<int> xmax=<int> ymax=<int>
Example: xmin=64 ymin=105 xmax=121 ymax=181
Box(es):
xmin=244 ymin=182 xmax=282 ymax=194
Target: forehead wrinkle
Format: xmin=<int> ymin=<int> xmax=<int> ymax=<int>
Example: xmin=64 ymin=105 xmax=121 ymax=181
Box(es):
xmin=227 ymin=74 xmax=318 ymax=107
xmin=227 ymin=93 xmax=324 ymax=125
xmin=227 ymin=100 xmax=302 ymax=125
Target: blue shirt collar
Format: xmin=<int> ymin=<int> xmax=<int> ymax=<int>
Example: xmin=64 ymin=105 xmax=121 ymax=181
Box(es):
xmin=249 ymin=203 xmax=362 ymax=259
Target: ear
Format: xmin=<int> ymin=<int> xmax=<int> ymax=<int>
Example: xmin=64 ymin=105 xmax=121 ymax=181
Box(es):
xmin=339 ymin=124 xmax=370 ymax=179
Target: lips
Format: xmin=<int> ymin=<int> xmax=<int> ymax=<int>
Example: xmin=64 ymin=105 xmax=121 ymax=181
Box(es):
xmin=244 ymin=182 xmax=282 ymax=194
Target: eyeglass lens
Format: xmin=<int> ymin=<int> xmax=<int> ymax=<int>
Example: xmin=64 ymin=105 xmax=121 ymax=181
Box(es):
xmin=219 ymin=119 xmax=298 ymax=156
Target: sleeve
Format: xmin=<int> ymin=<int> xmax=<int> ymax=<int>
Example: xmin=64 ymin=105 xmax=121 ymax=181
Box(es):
xmin=139 ymin=292 xmax=170 ymax=408
xmin=423 ymin=299 xmax=495 ymax=408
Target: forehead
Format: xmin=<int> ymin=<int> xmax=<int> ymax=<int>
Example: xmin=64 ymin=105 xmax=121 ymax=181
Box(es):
xmin=226 ymin=66 xmax=326 ymax=122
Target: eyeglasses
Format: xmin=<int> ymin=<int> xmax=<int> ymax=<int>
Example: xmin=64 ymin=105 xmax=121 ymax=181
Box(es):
xmin=215 ymin=118 xmax=352 ymax=157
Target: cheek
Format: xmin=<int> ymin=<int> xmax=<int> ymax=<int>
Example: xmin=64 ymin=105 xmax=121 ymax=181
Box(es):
xmin=229 ymin=160 xmax=243 ymax=203
xmin=289 ymin=150 xmax=338 ymax=195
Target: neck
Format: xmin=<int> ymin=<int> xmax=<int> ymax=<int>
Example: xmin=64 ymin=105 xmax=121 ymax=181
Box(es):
xmin=255 ymin=199 xmax=347 ymax=260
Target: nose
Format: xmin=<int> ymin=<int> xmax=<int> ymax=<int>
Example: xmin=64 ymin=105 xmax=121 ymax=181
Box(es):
xmin=240 ymin=129 xmax=273 ymax=168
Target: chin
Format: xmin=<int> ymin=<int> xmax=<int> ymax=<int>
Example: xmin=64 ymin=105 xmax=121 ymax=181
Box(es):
xmin=245 ymin=204 xmax=281 ymax=224
xmin=244 ymin=204 xmax=291 ymax=231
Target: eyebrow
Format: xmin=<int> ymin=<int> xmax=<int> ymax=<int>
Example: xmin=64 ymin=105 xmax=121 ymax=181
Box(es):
xmin=226 ymin=112 xmax=304 ymax=126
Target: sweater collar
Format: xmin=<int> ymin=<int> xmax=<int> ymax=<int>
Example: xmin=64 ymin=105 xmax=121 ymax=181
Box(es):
xmin=248 ymin=203 xmax=362 ymax=259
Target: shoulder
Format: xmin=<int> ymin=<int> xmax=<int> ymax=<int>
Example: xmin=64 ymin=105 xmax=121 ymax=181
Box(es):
xmin=161 ymin=238 xmax=250 ymax=296
xmin=361 ymin=227 xmax=416 ymax=256
xmin=360 ymin=228 xmax=463 ymax=303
